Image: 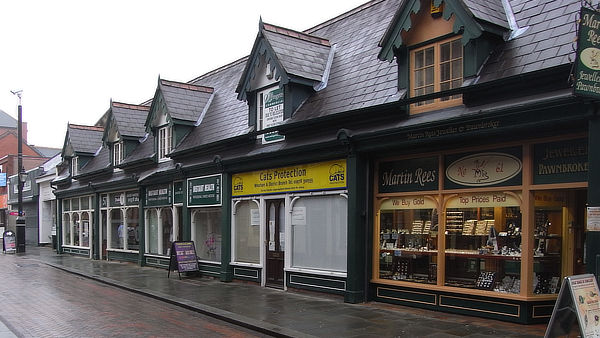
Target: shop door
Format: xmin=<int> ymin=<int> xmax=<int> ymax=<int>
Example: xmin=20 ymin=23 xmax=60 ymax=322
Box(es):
xmin=266 ymin=199 xmax=285 ymax=288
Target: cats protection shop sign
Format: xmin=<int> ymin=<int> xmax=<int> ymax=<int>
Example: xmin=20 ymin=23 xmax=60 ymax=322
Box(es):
xmin=232 ymin=160 xmax=347 ymax=197
xmin=575 ymin=6 xmax=600 ymax=99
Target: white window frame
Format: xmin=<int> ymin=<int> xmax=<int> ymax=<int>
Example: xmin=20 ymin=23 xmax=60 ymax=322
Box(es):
xmin=71 ymin=156 xmax=79 ymax=176
xmin=158 ymin=126 xmax=172 ymax=161
xmin=113 ymin=141 xmax=123 ymax=166
xmin=61 ymin=195 xmax=94 ymax=257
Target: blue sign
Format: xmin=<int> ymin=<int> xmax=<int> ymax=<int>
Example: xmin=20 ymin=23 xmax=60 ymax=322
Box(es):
xmin=0 ymin=173 xmax=6 ymax=187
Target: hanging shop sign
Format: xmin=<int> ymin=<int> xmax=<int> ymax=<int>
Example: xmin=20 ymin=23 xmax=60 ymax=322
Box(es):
xmin=188 ymin=174 xmax=221 ymax=207
xmin=0 ymin=173 xmax=6 ymax=187
xmin=445 ymin=148 xmax=522 ymax=189
xmin=575 ymin=7 xmax=600 ymax=99
xmin=145 ymin=184 xmax=172 ymax=207
xmin=109 ymin=191 xmax=139 ymax=207
xmin=380 ymin=196 xmax=437 ymax=210
xmin=261 ymin=87 xmax=285 ymax=144
xmin=533 ymin=138 xmax=588 ymax=185
xmin=446 ymin=192 xmax=521 ymax=208
xmin=378 ymin=157 xmax=438 ymax=193
xmin=174 ymin=182 xmax=184 ymax=204
xmin=232 ymin=159 xmax=346 ymax=197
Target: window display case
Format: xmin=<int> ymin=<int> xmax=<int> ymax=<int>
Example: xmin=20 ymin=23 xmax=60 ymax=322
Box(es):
xmin=378 ymin=196 xmax=438 ymax=284
xmin=444 ymin=192 xmax=522 ymax=293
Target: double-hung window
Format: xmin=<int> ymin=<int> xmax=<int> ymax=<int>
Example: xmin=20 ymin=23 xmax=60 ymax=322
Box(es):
xmin=158 ymin=126 xmax=172 ymax=160
xmin=411 ymin=37 xmax=463 ymax=113
xmin=71 ymin=156 xmax=79 ymax=176
xmin=113 ymin=141 xmax=123 ymax=166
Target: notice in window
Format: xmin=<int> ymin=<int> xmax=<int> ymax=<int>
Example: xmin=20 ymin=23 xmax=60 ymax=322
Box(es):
xmin=587 ymin=207 xmax=600 ymax=231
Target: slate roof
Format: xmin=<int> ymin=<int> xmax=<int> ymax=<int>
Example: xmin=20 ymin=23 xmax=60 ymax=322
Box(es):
xmin=462 ymin=0 xmax=510 ymax=29
xmin=477 ymin=0 xmax=579 ymax=82
xmin=67 ymin=124 xmax=104 ymax=155
xmin=0 ymin=109 xmax=16 ymax=128
xmin=174 ymin=59 xmax=252 ymax=154
xmin=262 ymin=22 xmax=332 ymax=83
xmin=79 ymin=145 xmax=111 ymax=175
xmin=159 ymin=79 xmax=214 ymax=123
xmin=34 ymin=146 xmax=61 ymax=158
xmin=111 ymin=102 xmax=150 ymax=138
xmin=121 ymin=134 xmax=155 ymax=165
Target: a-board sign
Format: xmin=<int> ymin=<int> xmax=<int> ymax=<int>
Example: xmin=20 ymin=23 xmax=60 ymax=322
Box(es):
xmin=3 ymin=231 xmax=16 ymax=254
xmin=545 ymin=274 xmax=600 ymax=337
xmin=167 ymin=241 xmax=199 ymax=279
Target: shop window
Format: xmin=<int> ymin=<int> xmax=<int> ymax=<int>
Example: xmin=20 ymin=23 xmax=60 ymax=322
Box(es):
xmin=111 ymin=209 xmax=124 ymax=250
xmin=126 ymin=208 xmax=140 ymax=251
xmin=291 ymin=195 xmax=347 ymax=272
xmin=378 ymin=196 xmax=437 ymax=284
xmin=444 ymin=192 xmax=521 ymax=293
xmin=192 ymin=208 xmax=222 ymax=262
xmin=147 ymin=209 xmax=159 ymax=254
xmin=158 ymin=126 xmax=172 ymax=161
xmin=113 ymin=141 xmax=123 ymax=166
xmin=63 ymin=213 xmax=71 ymax=246
xmin=72 ymin=213 xmax=80 ymax=246
xmin=161 ymin=208 xmax=173 ymax=255
xmin=81 ymin=212 xmax=90 ymax=247
xmin=233 ymin=200 xmax=260 ymax=264
xmin=411 ymin=37 xmax=462 ymax=114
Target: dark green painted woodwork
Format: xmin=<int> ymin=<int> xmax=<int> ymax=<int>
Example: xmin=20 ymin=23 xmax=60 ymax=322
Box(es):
xmin=198 ymin=263 xmax=221 ymax=277
xmin=108 ymin=251 xmax=139 ymax=263
xmin=377 ymin=0 xmax=420 ymax=61
xmin=345 ymin=152 xmax=367 ymax=303
xmin=396 ymin=46 xmax=409 ymax=91
xmin=464 ymin=37 xmax=499 ymax=79
xmin=182 ymin=182 xmax=191 ymax=241
xmin=220 ymin=172 xmax=233 ymax=282
xmin=233 ymin=267 xmax=260 ymax=282
xmin=174 ymin=125 xmax=192 ymax=148
xmin=63 ymin=247 xmax=90 ymax=256
xmin=285 ymin=83 xmax=313 ymax=120
xmin=587 ymin=115 xmax=600 ymax=277
xmin=287 ymin=273 xmax=346 ymax=295
xmin=376 ymin=286 xmax=437 ymax=306
xmin=93 ymin=192 xmax=100 ymax=260
xmin=138 ymin=186 xmax=146 ymax=266
xmin=57 ymin=198 xmax=63 ymax=254
xmin=144 ymin=256 xmax=170 ymax=269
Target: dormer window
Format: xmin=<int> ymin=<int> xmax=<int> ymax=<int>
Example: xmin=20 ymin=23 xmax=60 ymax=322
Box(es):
xmin=411 ymin=36 xmax=463 ymax=113
xmin=113 ymin=141 xmax=123 ymax=166
xmin=158 ymin=126 xmax=172 ymax=160
xmin=71 ymin=156 xmax=79 ymax=176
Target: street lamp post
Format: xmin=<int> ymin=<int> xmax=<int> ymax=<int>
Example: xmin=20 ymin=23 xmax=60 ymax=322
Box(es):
xmin=11 ymin=90 xmax=25 ymax=253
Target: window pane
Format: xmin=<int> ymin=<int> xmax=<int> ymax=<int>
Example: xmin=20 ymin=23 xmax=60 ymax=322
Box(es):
xmin=425 ymin=67 xmax=434 ymax=85
xmin=234 ymin=201 xmax=260 ymax=264
xmin=452 ymin=60 xmax=462 ymax=79
xmin=111 ymin=209 xmax=124 ymax=250
xmin=64 ymin=214 xmax=71 ymax=245
xmin=127 ymin=208 xmax=140 ymax=251
xmin=425 ymin=47 xmax=434 ymax=66
xmin=193 ymin=208 xmax=222 ymax=262
xmin=147 ymin=210 xmax=159 ymax=254
xmin=452 ymin=39 xmax=462 ymax=58
xmin=81 ymin=213 xmax=90 ymax=247
xmin=291 ymin=195 xmax=347 ymax=272
xmin=415 ymin=69 xmax=423 ymax=87
xmin=441 ymin=42 xmax=450 ymax=62
xmin=73 ymin=213 xmax=80 ymax=246
xmin=414 ymin=50 xmax=423 ymax=69
xmin=441 ymin=63 xmax=450 ymax=82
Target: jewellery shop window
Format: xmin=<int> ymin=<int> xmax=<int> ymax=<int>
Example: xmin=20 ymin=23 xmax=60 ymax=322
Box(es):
xmin=378 ymin=196 xmax=438 ymax=284
xmin=444 ymin=192 xmax=522 ymax=293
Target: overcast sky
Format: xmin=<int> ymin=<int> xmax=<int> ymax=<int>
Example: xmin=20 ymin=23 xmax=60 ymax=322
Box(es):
xmin=0 ymin=0 xmax=369 ymax=149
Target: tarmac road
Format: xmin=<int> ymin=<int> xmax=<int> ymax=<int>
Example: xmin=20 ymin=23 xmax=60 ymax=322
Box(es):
xmin=0 ymin=252 xmax=269 ymax=338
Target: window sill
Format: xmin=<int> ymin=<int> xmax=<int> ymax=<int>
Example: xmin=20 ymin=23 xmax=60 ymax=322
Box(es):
xmin=107 ymin=248 xmax=139 ymax=254
xmin=285 ymin=267 xmax=347 ymax=278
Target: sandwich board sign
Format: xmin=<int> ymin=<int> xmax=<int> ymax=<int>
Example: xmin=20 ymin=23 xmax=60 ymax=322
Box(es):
xmin=167 ymin=241 xmax=199 ymax=279
xmin=545 ymin=274 xmax=600 ymax=337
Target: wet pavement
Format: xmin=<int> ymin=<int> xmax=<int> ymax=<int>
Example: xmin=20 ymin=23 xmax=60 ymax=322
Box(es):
xmin=6 ymin=246 xmax=549 ymax=337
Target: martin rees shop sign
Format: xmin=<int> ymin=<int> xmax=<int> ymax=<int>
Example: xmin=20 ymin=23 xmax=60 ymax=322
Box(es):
xmin=575 ymin=7 xmax=600 ymax=99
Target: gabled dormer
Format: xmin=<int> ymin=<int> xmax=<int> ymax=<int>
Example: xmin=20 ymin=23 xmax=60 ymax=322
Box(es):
xmin=146 ymin=78 xmax=214 ymax=162
xmin=102 ymin=101 xmax=150 ymax=167
xmin=236 ymin=20 xmax=335 ymax=144
xmin=61 ymin=124 xmax=104 ymax=177
xmin=378 ymin=0 xmax=516 ymax=114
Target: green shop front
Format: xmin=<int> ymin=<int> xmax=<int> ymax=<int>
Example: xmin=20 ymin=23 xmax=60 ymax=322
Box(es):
xmin=99 ymin=189 xmax=141 ymax=262
xmin=229 ymin=159 xmax=349 ymax=293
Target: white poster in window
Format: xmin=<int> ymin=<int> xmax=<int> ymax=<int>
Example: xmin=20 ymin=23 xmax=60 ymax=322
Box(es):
xmin=279 ymin=232 xmax=285 ymax=251
xmin=269 ymin=240 xmax=275 ymax=251
xmin=250 ymin=209 xmax=260 ymax=226
xmin=269 ymin=220 xmax=275 ymax=242
xmin=291 ymin=207 xmax=306 ymax=226
xmin=587 ymin=207 xmax=600 ymax=231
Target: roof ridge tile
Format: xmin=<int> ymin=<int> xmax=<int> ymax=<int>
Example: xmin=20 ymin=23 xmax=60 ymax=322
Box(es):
xmin=160 ymin=79 xmax=214 ymax=93
xmin=112 ymin=102 xmax=151 ymax=111
xmin=263 ymin=22 xmax=330 ymax=46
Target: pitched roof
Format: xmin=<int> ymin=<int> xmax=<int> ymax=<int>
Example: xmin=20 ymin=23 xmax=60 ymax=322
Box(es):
xmin=262 ymin=22 xmax=332 ymax=83
xmin=33 ymin=146 xmax=61 ymax=158
xmin=460 ymin=0 xmax=509 ymax=29
xmin=67 ymin=124 xmax=104 ymax=155
xmin=78 ymin=145 xmax=111 ymax=175
xmin=0 ymin=109 xmax=16 ymax=128
xmin=110 ymin=102 xmax=150 ymax=138
xmin=158 ymin=79 xmax=214 ymax=123
xmin=477 ymin=0 xmax=579 ymax=82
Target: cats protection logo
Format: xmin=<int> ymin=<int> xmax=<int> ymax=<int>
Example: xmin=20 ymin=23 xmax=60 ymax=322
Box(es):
xmin=328 ymin=163 xmax=345 ymax=183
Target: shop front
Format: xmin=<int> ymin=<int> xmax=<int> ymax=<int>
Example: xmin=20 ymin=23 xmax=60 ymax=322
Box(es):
xmin=61 ymin=195 xmax=94 ymax=257
xmin=372 ymin=136 xmax=588 ymax=323
xmin=100 ymin=190 xmax=140 ymax=262
xmin=143 ymin=182 xmax=183 ymax=268
xmin=230 ymin=159 xmax=349 ymax=293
